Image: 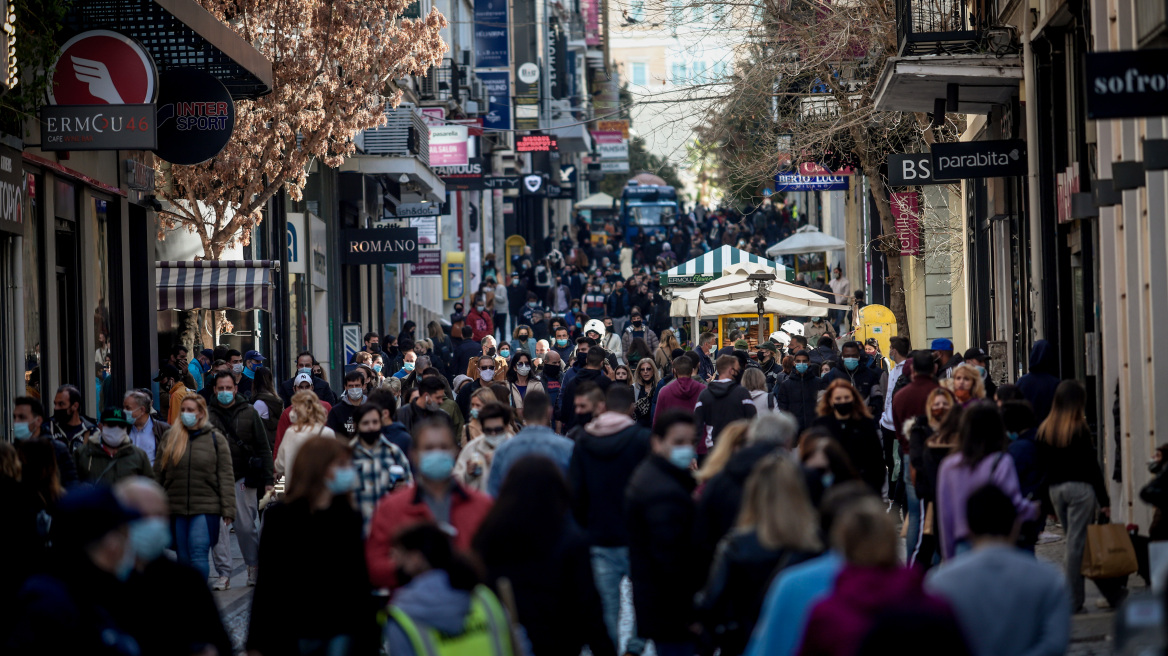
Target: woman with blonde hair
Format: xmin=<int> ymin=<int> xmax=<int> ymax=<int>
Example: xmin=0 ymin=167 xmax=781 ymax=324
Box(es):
xmin=906 ymin=387 xmax=960 ymax=568
xmin=275 ymin=389 xmax=336 ymax=487
xmin=946 ymin=363 xmax=986 ymax=406
xmin=697 ymin=455 xmax=822 ymax=655
xmin=462 ymin=387 xmax=498 ymax=446
xmin=632 ymin=358 xmax=660 ymax=428
xmin=695 ymin=419 xmax=752 ymax=486
xmin=153 ymin=394 xmax=235 ymax=579
xmin=655 ymin=329 xmax=681 ymax=376
xmin=811 ymin=379 xmax=885 ymax=493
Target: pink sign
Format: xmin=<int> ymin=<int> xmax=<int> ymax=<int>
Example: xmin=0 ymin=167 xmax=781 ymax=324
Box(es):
xmin=799 ymin=161 xmax=856 ymax=176
xmin=590 ymin=130 xmax=623 ymax=143
xmin=891 ymin=192 xmax=921 ymax=256
xmin=583 ymin=0 xmax=600 ymax=45
xmin=429 ymin=124 xmax=469 ymax=166
xmin=411 ymin=249 xmax=441 ymax=277
xmin=419 ymin=107 xmax=445 ymax=127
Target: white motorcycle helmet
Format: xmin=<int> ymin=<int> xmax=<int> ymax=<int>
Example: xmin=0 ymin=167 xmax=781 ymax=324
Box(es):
xmin=769 ymin=331 xmax=791 ymax=347
xmin=781 ymin=319 xmax=805 ymax=336
xmin=583 ymin=319 xmax=607 ymax=339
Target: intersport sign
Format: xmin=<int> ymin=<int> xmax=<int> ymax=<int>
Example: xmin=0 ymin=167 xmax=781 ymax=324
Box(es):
xmin=931 ymin=140 xmax=1026 ymax=180
xmin=1085 ymin=50 xmax=1168 ymax=119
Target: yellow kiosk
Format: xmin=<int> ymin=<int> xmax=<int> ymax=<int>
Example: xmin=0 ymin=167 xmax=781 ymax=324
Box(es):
xmin=718 ymin=314 xmax=779 ymax=350
xmin=504 ymin=235 xmax=526 ymax=278
xmin=853 ymin=304 xmax=897 ymax=355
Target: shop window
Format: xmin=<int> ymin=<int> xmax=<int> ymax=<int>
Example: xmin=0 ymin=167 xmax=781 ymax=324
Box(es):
xmin=23 ymin=174 xmax=42 ymax=400
xmin=92 ymin=198 xmax=113 ymax=410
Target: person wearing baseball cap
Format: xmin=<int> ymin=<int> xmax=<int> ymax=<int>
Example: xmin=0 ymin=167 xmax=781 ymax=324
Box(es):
xmin=154 ymin=363 xmax=190 ymax=426
xmin=237 ymin=349 xmax=267 ymax=400
xmin=756 ymin=341 xmax=784 ymax=392
xmin=188 ymin=348 xmax=214 ymax=392
xmin=930 ymin=338 xmax=962 ymax=378
xmin=962 ymin=347 xmax=996 ymax=398
xmin=6 ymin=486 xmax=142 ymax=653
xmin=75 ymin=407 xmax=153 ymax=486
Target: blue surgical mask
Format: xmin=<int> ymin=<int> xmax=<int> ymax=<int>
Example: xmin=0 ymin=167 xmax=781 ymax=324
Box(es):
xmin=977 ymin=365 xmax=987 ymax=378
xmin=556 ymin=339 xmax=568 ymax=347
xmin=298 ymin=367 xmax=312 ymax=376
xmin=402 ymin=362 xmax=415 ymax=372
xmin=668 ymin=445 xmax=696 ymax=470
xmin=242 ymin=365 xmax=255 ymax=380
xmin=13 ymin=422 xmax=31 ymax=440
xmin=419 ymin=451 xmax=455 ymax=480
xmin=180 ymin=412 xmax=198 ymax=428
xmin=217 ymin=391 xmax=235 ymax=405
xmin=128 ymin=517 xmax=171 ymax=562
xmin=499 ymin=349 xmax=510 ymax=358
xmin=373 ymin=363 xmax=384 ymax=373
xmin=327 ymin=466 xmax=359 ymax=494
xmin=470 ymin=408 xmax=480 ymax=419
xmin=795 ymin=363 xmax=809 ymax=374
xmin=844 ymin=357 xmax=860 ymax=371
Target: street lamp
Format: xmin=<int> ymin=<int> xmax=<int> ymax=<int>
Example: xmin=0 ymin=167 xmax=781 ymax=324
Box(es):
xmin=747 ymin=271 xmax=777 ymax=346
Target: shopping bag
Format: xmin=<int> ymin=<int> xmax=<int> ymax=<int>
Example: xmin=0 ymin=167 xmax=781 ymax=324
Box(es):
xmin=1082 ymin=522 xmax=1138 ymax=579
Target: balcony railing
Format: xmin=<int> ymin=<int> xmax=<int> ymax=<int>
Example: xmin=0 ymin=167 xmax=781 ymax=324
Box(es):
xmin=896 ymin=0 xmax=990 ymax=56
xmin=355 ymin=102 xmax=429 ymax=166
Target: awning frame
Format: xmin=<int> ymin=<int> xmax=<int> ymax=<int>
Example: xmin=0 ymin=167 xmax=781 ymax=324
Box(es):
xmin=156 ymin=259 xmax=279 ymax=312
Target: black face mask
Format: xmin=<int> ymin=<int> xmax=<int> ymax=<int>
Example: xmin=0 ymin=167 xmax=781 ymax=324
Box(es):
xmin=577 ymin=412 xmax=593 ymax=426
xmin=368 ymin=343 xmax=381 ymax=354
xmin=359 ymin=430 xmax=381 ymax=445
xmin=833 ymin=401 xmax=854 ymax=416
xmin=53 ymin=409 xmax=72 ymax=424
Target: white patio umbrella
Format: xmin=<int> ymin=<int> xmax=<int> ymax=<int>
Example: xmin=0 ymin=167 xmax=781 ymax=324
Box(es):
xmin=765 ymin=225 xmax=847 ymax=257
xmin=670 ymin=265 xmax=847 ymax=318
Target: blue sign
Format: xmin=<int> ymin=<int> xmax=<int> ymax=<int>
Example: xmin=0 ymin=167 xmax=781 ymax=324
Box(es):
xmin=477 ymin=71 xmax=512 ymax=132
xmin=474 ymin=0 xmax=510 ymax=69
xmin=773 ymin=174 xmax=850 ymax=191
xmin=763 ymin=188 xmax=774 ymax=197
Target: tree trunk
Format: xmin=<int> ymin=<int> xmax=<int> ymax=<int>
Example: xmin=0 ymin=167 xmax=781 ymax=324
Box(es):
xmin=865 ymin=163 xmax=911 ymax=346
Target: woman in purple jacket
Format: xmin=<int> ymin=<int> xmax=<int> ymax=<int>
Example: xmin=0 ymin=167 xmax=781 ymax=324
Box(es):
xmin=936 ymin=402 xmax=1038 ymax=560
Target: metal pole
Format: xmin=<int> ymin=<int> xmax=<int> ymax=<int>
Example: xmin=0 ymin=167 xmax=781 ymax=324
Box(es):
xmin=1022 ymin=18 xmax=1044 ymax=342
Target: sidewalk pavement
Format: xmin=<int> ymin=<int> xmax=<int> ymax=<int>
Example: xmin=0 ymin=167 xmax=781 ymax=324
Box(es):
xmin=211 ymin=532 xmax=254 ymax=654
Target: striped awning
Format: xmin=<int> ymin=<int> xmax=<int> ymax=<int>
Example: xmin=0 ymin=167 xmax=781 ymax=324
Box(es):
xmin=660 ymin=246 xmax=785 ymax=287
xmin=156 ymin=260 xmax=278 ymax=312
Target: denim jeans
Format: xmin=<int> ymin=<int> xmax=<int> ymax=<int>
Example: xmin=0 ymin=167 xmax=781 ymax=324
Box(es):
xmin=1049 ymin=481 xmax=1097 ymax=610
xmin=590 ymin=546 xmax=644 ymax=655
xmin=903 ymin=455 xmax=921 ymax=563
xmin=173 ymin=514 xmax=220 ymax=579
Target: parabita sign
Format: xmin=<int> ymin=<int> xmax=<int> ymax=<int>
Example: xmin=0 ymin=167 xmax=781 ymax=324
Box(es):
xmin=339 ymin=228 xmax=420 ymax=265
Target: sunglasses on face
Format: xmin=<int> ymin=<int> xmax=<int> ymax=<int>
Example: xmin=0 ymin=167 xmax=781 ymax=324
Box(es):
xmin=481 ymin=425 xmax=507 ymax=435
xmin=480 ymin=366 xmax=495 ymax=371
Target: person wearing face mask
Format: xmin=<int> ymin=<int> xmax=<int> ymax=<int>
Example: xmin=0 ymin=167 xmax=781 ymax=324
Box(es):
xmin=398 ymin=376 xmax=453 ymax=435
xmin=811 ymin=380 xmax=886 ymax=495
xmin=279 ymin=351 xmax=336 ymax=405
xmin=394 ymin=350 xmax=419 ymax=379
xmin=326 ymin=371 xmax=370 ymax=441
xmin=621 ymin=310 xmax=659 ymax=357
xmin=551 ymin=326 xmax=575 ymax=362
xmin=116 ymin=477 xmax=233 ymax=656
xmin=454 ymin=403 xmax=514 ymax=493
xmin=122 ymin=390 xmax=167 ymax=467
xmin=235 ymin=349 xmax=266 ymax=401
xmin=276 ymin=390 xmax=337 ymax=488
xmin=961 ymin=347 xmax=997 ymax=399
xmin=504 ymin=352 xmax=544 ymax=409
xmin=625 ymin=409 xmax=701 ymax=656
xmin=226 ymin=348 xmax=245 ymax=383
xmin=540 ymin=351 xmax=564 ymax=418
xmin=5 ymin=486 xmax=143 ymax=655
xmin=206 ymin=371 xmax=273 ymax=588
xmin=948 ymin=363 xmax=987 ymax=407
xmin=152 ymin=364 xmax=192 ymax=429
xmin=821 ymin=341 xmax=883 ymax=416
xmin=366 ymin=420 xmax=494 ymax=590
xmin=344 ymin=403 xmax=412 ymax=535
xmin=511 ymin=324 xmax=537 ymax=357
xmin=457 ymin=354 xmax=502 ymax=419
xmin=248 ymin=437 xmax=378 ymax=655
xmin=697 ymin=333 xmax=718 ymax=381
xmin=559 ymin=348 xmax=613 ymax=429
xmin=776 ymin=350 xmax=826 ymax=432
xmin=905 ymin=388 xmax=960 ymax=568
xmin=74 ymin=407 xmax=153 ymax=486
xmin=467 ymin=294 xmax=496 ymax=343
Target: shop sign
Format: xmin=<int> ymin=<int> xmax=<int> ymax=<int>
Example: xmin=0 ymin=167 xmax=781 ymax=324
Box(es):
xmin=931 ymin=140 xmax=1026 ymax=179
xmin=1085 ymin=50 xmax=1168 ymax=119
xmin=411 ymin=249 xmax=442 ymax=276
xmin=419 ymin=107 xmax=445 ymax=127
xmin=1056 ymin=163 xmax=1080 ymax=224
xmin=339 ymin=227 xmax=419 ymax=265
xmin=392 ymin=202 xmax=440 ymax=218
xmin=598 ymin=140 xmax=628 ymax=159
xmin=600 ymin=160 xmax=630 ymax=173
xmin=409 ymin=215 xmax=438 ymax=244
xmin=891 ymin=192 xmax=921 ymax=256
xmin=0 ymin=143 xmax=22 ymax=235
xmin=41 ymin=104 xmax=157 ymax=151
xmin=430 ymin=124 xmax=468 ymax=166
xmin=517 ymin=62 xmax=540 ymax=84
xmin=773 ymin=174 xmax=849 ymax=191
xmin=477 ymin=71 xmax=512 ymax=131
xmin=482 ymin=175 xmax=520 ymax=190
xmin=124 ymin=158 xmax=154 ymax=191
xmin=522 ymin=174 xmax=546 ymax=195
xmin=596 ymin=120 xmax=629 ymax=139
xmin=473 ymin=0 xmax=510 ymax=69
xmin=287 ymin=212 xmax=307 ymax=274
xmin=50 ymin=30 xmax=158 ymax=105
xmin=154 ymin=68 xmax=235 ymax=165
xmin=887 ymin=153 xmax=954 ymax=186
xmin=516 ymin=134 xmax=558 ymax=152
xmin=435 ymin=157 xmax=484 ymax=190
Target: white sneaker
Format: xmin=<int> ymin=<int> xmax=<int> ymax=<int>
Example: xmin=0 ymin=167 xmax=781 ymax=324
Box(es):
xmin=247 ymin=566 xmax=258 ymax=586
xmin=211 ymin=576 xmax=231 ymax=591
xmin=1037 ymin=532 xmax=1063 ymax=544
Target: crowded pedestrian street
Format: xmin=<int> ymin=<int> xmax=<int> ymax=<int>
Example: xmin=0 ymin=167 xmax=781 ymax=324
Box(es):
xmin=3 ymin=0 xmax=1168 ymax=650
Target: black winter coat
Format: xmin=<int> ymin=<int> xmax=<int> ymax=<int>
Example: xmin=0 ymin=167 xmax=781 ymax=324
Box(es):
xmin=207 ymin=398 xmax=274 ymax=487
xmin=693 ymin=381 xmax=757 ymax=455
xmin=693 ymin=442 xmax=780 ymax=573
xmin=125 ymin=556 xmax=232 ymax=656
xmin=626 ymin=455 xmax=699 ymax=643
xmin=822 ymin=360 xmax=884 ymax=414
xmin=810 ymin=414 xmax=886 ymax=493
xmin=568 ymin=422 xmax=651 ymax=547
xmin=776 ymin=370 xmax=823 ymax=430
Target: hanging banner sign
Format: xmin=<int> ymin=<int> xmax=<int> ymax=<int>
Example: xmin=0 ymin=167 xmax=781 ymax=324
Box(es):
xmin=411 ymin=249 xmax=442 ymax=276
xmin=0 ymin=144 xmax=23 ymax=236
xmin=891 ymin=192 xmax=921 ymax=256
xmin=930 ymin=139 xmax=1027 ymax=179
xmin=473 ymin=0 xmax=510 ymax=68
xmin=772 ymin=174 xmax=849 ymax=191
xmin=339 ymin=228 xmax=419 ymax=265
xmin=1085 ymin=50 xmax=1168 ymax=119
xmin=476 ymin=71 xmax=512 ymax=132
xmin=154 ymin=68 xmax=236 ymax=165
xmin=41 ymin=104 xmax=157 ymax=151
xmin=887 ymin=153 xmax=954 ymax=186
xmin=49 ymin=30 xmax=158 ymax=105
xmin=429 ymin=124 xmax=469 ymax=166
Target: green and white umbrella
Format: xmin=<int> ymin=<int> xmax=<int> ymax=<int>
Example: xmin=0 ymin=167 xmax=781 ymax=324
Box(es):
xmin=659 ymin=245 xmax=788 ymax=287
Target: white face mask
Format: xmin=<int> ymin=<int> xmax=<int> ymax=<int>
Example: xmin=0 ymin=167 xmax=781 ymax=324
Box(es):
xmin=515 ymin=364 xmax=532 ymax=376
xmin=101 ymin=426 xmax=126 ymax=447
xmin=346 ymin=387 xmax=364 ymax=401
xmin=480 ymin=368 xmax=496 ymax=382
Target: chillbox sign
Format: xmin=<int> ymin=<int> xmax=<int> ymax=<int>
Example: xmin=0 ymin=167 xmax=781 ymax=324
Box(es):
xmin=41 ymin=105 xmax=157 ymax=151
xmin=1085 ymin=50 xmax=1168 ymax=119
xmin=930 ymin=140 xmax=1026 ymax=180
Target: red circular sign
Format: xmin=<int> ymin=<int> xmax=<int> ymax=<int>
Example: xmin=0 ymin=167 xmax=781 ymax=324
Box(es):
xmin=49 ymin=30 xmax=157 ymax=105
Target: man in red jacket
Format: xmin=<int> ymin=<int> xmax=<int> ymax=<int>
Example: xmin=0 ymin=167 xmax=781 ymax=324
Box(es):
xmin=652 ymin=356 xmax=706 ymax=425
xmin=466 ymin=293 xmax=495 ymax=342
xmin=365 ymin=419 xmax=493 ymax=590
xmin=891 ymin=350 xmax=940 ymax=444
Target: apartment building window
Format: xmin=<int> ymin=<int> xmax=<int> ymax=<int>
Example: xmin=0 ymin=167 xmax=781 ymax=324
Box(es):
xmin=692 ymin=60 xmax=707 ymax=84
xmin=670 ymin=0 xmax=684 ymax=24
xmin=628 ymin=0 xmax=645 ymax=22
xmin=671 ymin=62 xmax=688 ymax=85
xmin=631 ymin=62 xmax=649 ymax=86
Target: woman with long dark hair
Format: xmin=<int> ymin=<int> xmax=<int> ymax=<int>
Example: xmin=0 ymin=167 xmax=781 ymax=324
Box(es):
xmin=811 ymin=379 xmax=885 ymax=493
xmin=504 ymin=351 xmax=544 ymax=410
xmin=247 ymin=437 xmax=374 ymax=655
xmin=1037 ymin=380 xmax=1118 ymax=611
xmin=472 ymin=456 xmax=614 ymax=656
xmin=632 ymin=358 xmax=660 ymax=429
xmin=251 ymin=366 xmax=284 ymax=451
xmin=936 ymin=401 xmax=1036 ymax=560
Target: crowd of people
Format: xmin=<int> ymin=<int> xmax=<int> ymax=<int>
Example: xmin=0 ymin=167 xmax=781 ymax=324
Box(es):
xmin=0 ymin=208 xmax=1154 ymax=656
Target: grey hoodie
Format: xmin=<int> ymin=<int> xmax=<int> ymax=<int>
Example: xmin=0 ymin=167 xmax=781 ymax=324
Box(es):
xmin=386 ymin=571 xmax=472 ymax=656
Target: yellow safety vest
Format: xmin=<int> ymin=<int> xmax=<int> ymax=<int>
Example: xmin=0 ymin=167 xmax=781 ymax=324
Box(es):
xmin=388 ymin=585 xmax=515 ymax=656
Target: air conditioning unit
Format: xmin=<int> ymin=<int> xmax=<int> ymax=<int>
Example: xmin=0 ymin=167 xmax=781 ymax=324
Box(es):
xmin=417 ymin=68 xmax=438 ymax=98
xmin=470 ymin=77 xmax=486 ymax=103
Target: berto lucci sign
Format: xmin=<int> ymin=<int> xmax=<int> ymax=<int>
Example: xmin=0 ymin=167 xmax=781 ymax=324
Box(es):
xmin=930 ymin=140 xmax=1026 ymax=179
xmin=773 ymin=174 xmax=849 ymax=192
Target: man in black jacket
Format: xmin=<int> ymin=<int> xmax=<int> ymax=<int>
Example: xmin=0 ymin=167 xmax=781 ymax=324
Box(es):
xmin=279 ymin=351 xmax=337 ymax=405
xmin=693 ymin=355 xmax=757 ymax=460
xmin=626 ymin=409 xmax=700 ymax=656
xmin=568 ymin=384 xmax=651 ymax=656
xmin=822 ymin=340 xmax=883 ymax=414
xmin=776 ymin=350 xmax=823 ymax=431
xmin=559 ymin=349 xmax=612 ymax=429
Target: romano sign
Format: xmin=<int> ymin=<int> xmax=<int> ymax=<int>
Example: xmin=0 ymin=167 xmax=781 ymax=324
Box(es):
xmin=930 ymin=140 xmax=1026 ymax=179
xmin=339 ymin=228 xmax=420 ymax=265
xmin=1085 ymin=50 xmax=1168 ymax=119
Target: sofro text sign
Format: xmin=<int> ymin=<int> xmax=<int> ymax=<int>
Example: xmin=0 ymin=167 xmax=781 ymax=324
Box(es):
xmin=1086 ymin=50 xmax=1168 ymax=119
